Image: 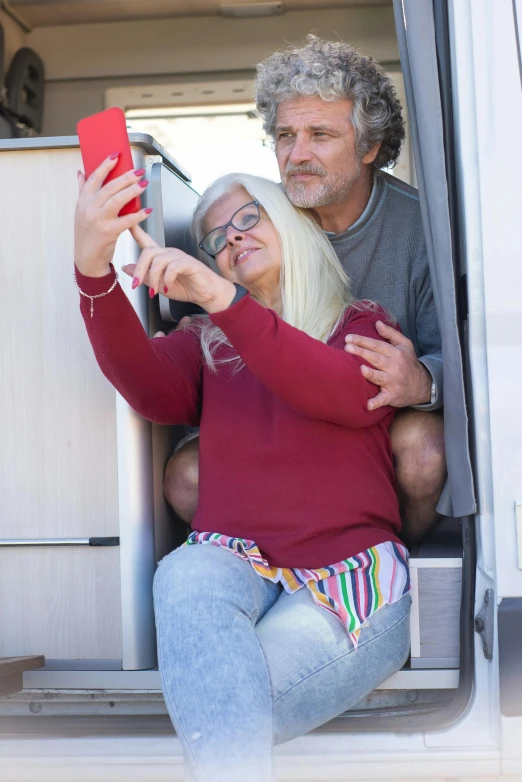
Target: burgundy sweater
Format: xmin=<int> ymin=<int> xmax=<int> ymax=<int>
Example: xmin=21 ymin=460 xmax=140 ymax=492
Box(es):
xmin=77 ymin=268 xmax=402 ymax=568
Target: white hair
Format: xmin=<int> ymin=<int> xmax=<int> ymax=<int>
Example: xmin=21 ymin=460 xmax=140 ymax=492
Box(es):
xmin=189 ymin=172 xmax=355 ymax=371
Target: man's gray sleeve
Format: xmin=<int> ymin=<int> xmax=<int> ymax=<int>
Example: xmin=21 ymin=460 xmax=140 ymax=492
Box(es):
xmin=411 ymin=252 xmax=443 ymax=412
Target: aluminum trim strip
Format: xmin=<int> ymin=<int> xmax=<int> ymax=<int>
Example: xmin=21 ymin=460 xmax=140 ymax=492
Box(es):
xmin=113 ymin=181 xmax=157 ymax=670
xmin=22 ymin=669 xmax=459 ymax=691
xmin=409 ymin=558 xmax=463 ymax=568
xmin=409 ymin=567 xmax=421 ymax=658
xmin=0 ymin=539 xmax=90 ymax=546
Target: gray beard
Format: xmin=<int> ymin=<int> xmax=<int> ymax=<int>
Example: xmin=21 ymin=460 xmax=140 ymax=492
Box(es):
xmin=283 ymin=163 xmax=362 ymax=209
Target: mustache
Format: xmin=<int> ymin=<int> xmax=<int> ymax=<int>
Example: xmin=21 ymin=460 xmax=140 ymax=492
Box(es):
xmin=284 ymin=163 xmax=326 ymax=178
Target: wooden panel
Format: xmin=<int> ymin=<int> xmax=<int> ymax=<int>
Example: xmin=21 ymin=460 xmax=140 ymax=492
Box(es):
xmin=0 ymin=148 xmax=120 ymax=540
xmin=0 ymin=547 xmax=122 ymax=659
xmin=418 ymin=568 xmax=461 ymax=659
xmin=0 ymin=147 xmax=123 ymax=658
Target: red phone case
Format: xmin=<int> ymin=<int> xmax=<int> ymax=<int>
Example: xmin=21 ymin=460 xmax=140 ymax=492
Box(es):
xmin=77 ymin=107 xmax=142 ymax=216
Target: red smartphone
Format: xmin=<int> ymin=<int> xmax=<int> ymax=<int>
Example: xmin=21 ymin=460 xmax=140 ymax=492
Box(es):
xmin=77 ymin=107 xmax=142 ymax=216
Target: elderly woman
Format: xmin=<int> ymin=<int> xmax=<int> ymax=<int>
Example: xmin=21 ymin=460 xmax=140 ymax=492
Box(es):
xmin=74 ymin=157 xmax=411 ymax=782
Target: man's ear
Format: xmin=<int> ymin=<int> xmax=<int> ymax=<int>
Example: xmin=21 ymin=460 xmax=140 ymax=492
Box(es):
xmin=362 ymin=141 xmax=382 ymax=165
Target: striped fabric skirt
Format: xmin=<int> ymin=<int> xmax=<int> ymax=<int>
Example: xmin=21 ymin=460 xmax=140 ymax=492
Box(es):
xmin=185 ymin=531 xmax=410 ymax=647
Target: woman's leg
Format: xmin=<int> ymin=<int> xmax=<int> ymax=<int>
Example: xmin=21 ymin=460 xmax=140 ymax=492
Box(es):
xmin=153 ymin=544 xmax=282 ymax=782
xmin=255 ymin=588 xmax=411 ymax=744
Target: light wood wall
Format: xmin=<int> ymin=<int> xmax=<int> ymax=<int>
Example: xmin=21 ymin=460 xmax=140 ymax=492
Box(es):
xmin=0 ymin=147 xmax=123 ymax=659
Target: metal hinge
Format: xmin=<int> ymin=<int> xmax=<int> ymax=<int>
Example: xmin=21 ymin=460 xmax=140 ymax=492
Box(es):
xmin=474 ymin=588 xmax=494 ymax=660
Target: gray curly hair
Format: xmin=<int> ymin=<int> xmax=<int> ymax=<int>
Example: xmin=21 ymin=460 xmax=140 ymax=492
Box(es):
xmin=255 ymin=35 xmax=405 ymax=170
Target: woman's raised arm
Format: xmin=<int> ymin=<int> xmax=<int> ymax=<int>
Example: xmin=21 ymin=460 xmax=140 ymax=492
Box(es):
xmin=77 ymin=267 xmax=203 ymax=426
xmin=74 ymin=156 xmax=206 ymax=425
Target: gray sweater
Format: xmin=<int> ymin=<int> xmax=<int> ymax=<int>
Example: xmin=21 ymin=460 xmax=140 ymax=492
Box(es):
xmin=329 ymin=171 xmax=442 ymax=410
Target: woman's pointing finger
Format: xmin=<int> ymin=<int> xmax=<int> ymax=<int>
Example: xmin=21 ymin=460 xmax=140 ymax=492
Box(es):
xmin=130 ymin=223 xmax=159 ymax=250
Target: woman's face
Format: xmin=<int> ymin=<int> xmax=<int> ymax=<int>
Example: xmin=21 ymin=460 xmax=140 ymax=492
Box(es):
xmin=202 ymin=188 xmax=282 ymax=296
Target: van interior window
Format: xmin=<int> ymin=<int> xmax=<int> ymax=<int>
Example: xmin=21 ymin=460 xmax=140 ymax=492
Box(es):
xmin=126 ymin=103 xmax=280 ymax=192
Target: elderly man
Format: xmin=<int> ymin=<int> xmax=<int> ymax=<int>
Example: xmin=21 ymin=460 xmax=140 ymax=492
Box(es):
xmin=164 ymin=36 xmax=446 ymax=546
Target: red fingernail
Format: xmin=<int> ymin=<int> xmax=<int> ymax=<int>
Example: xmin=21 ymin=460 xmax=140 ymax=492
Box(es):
xmin=109 ymin=151 xmax=120 ymax=160
xmin=132 ymin=277 xmax=140 ymax=289
xmin=138 ymin=179 xmax=149 ymax=189
xmin=144 ymin=207 xmax=153 ymax=215
xmin=149 ymin=288 xmax=155 ymax=298
xmin=163 ymin=285 xmax=168 ymax=294
xmin=134 ymin=168 xmax=146 ymax=176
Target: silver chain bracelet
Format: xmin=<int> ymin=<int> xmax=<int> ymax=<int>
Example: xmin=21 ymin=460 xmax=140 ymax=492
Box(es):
xmin=73 ymin=265 xmax=119 ymax=318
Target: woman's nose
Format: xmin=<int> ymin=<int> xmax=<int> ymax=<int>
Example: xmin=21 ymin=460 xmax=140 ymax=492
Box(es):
xmin=226 ymin=224 xmax=244 ymax=245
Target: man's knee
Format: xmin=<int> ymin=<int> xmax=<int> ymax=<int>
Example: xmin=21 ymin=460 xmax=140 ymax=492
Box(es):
xmin=390 ymin=410 xmax=446 ymax=498
xmin=164 ymin=437 xmax=200 ymax=522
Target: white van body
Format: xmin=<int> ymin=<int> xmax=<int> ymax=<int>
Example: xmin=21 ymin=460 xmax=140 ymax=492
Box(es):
xmin=0 ymin=0 xmax=521 ymax=779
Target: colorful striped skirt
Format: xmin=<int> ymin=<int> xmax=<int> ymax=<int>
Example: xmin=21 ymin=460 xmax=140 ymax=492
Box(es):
xmin=185 ymin=531 xmax=410 ymax=647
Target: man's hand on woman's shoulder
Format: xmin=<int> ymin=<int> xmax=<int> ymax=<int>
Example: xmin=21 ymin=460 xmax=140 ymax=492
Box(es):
xmin=344 ymin=320 xmax=432 ymax=411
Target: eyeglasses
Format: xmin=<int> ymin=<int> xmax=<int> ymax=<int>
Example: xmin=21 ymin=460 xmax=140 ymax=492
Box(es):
xmin=199 ymin=200 xmax=261 ymax=258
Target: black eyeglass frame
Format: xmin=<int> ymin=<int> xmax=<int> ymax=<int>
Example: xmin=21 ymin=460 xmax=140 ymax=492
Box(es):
xmin=198 ymin=200 xmax=261 ymax=258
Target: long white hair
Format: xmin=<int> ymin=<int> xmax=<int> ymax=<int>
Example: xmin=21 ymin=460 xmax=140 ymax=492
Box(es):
xmin=190 ymin=173 xmax=355 ymax=370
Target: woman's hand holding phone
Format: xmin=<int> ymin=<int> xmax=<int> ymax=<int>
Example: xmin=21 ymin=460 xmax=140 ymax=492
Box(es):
xmin=74 ymin=151 xmax=236 ymax=313
xmin=74 ymin=154 xmax=152 ymax=277
xmin=124 ymin=225 xmax=236 ymax=314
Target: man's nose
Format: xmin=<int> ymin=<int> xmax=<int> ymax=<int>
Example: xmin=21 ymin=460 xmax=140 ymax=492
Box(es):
xmin=287 ymin=135 xmax=313 ymax=165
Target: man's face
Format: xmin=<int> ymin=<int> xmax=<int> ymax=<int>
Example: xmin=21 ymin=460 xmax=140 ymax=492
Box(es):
xmin=275 ymin=95 xmax=364 ymax=209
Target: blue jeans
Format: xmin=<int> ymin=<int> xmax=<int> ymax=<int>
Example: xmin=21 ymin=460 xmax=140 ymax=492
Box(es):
xmin=153 ymin=544 xmax=411 ymax=782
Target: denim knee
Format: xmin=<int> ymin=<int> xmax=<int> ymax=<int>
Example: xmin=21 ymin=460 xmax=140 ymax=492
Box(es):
xmin=153 ymin=544 xmax=280 ymax=625
xmin=153 ymin=547 xmax=182 ymax=603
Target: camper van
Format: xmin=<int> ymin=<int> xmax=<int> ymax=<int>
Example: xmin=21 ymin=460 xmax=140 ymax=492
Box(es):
xmin=0 ymin=0 xmax=521 ymax=779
